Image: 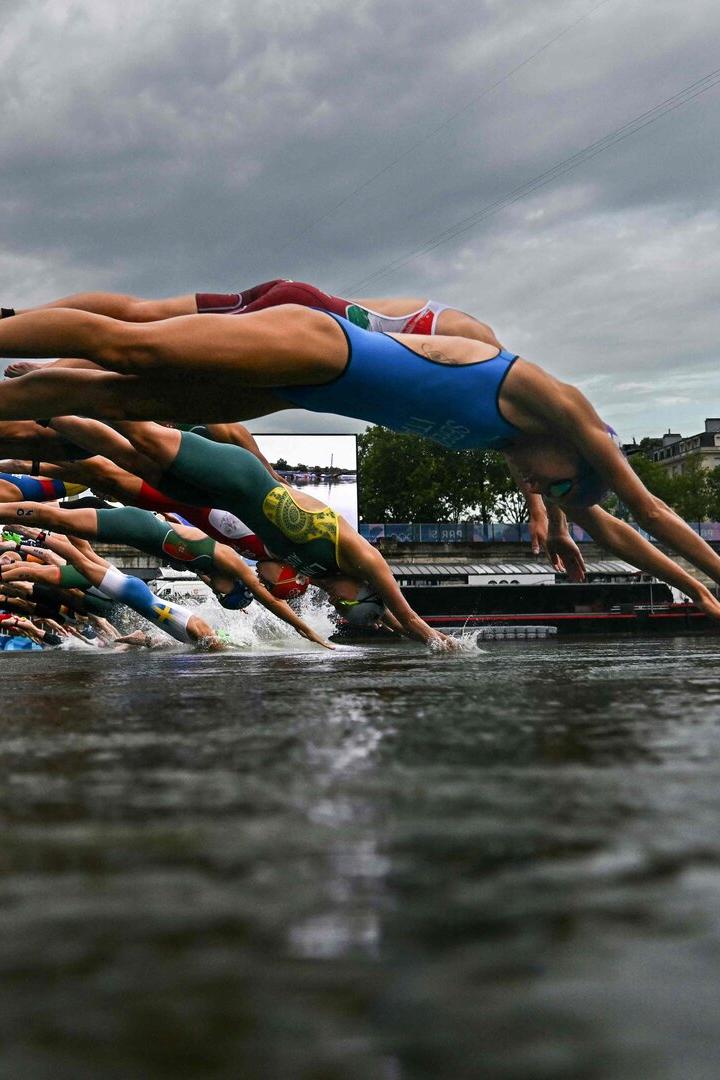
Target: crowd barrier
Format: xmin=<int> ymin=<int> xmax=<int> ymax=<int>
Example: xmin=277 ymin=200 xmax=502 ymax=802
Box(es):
xmin=358 ymin=522 xmax=720 ymax=544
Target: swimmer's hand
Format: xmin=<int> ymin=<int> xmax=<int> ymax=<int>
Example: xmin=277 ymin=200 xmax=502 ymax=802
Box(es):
xmin=302 ymin=627 xmax=335 ymax=650
xmin=529 ymin=501 xmax=549 ymax=557
xmin=546 ymin=529 xmax=586 ymax=583
xmin=19 ymin=544 xmax=64 ymax=567
xmin=694 ymin=587 xmax=720 ymax=622
xmin=430 ymin=630 xmax=461 ymax=650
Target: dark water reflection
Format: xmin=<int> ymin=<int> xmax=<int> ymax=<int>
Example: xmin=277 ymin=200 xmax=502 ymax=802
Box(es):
xmin=1 ymin=637 xmax=720 ymax=1078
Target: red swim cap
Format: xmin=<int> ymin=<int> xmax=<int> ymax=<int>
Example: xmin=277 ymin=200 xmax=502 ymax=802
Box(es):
xmin=267 ymin=566 xmax=310 ymax=600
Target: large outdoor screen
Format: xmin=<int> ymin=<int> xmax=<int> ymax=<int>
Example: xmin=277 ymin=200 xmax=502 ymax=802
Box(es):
xmin=254 ymin=434 xmax=358 ymax=529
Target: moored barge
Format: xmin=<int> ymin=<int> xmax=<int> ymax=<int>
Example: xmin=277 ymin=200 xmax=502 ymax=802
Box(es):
xmin=388 ymin=560 xmax=713 ymax=636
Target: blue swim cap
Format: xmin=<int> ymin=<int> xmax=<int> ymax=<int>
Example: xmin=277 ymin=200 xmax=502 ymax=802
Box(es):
xmin=218 ymin=582 xmax=254 ymax=610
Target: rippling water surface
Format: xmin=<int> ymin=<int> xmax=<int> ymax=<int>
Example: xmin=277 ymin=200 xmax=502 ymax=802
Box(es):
xmin=2 ymin=635 xmax=720 ymax=1079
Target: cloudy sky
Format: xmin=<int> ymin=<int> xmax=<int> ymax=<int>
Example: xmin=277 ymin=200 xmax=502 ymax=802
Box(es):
xmin=1 ymin=0 xmax=718 ymax=441
xmin=255 ymin=434 xmax=357 ymax=470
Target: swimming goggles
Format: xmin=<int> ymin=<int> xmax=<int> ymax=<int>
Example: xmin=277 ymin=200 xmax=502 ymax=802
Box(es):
xmin=335 ymin=589 xmax=382 ymax=608
xmin=545 ymin=478 xmax=576 ymax=500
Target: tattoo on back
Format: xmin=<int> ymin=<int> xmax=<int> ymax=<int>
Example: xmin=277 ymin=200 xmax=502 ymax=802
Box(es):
xmin=421 ymin=343 xmax=459 ymax=365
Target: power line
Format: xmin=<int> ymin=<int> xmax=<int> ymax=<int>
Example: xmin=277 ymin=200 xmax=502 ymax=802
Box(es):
xmin=273 ymin=0 xmax=614 ymax=257
xmin=343 ymin=66 xmax=720 ymax=294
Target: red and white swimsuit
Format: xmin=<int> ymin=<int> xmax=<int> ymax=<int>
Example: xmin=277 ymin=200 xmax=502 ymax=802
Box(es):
xmin=196 ymin=279 xmax=450 ymax=335
xmin=133 ymin=482 xmax=272 ymax=561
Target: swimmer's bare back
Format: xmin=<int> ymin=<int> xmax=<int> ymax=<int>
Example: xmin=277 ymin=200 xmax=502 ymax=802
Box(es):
xmin=386 ymin=332 xmax=500 ymax=366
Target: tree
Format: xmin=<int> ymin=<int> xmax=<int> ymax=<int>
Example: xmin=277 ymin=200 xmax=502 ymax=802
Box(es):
xmin=627 ymin=452 xmax=679 ymax=504
xmin=357 ymin=427 xmax=514 ymax=522
xmin=626 ymin=450 xmax=713 ymax=522
xmin=672 ymin=454 xmax=711 ymax=523
xmin=705 ymin=466 xmax=720 ymax=522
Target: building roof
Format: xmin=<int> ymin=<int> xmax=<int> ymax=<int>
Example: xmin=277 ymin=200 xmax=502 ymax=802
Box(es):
xmin=388 ymin=560 xmax=640 ymax=577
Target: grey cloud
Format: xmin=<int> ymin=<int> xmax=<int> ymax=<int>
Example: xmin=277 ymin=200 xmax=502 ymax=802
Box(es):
xmin=0 ymin=0 xmax=718 ymax=439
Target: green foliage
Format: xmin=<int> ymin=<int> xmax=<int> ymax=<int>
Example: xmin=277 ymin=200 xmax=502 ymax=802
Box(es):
xmin=627 ymin=452 xmax=678 ymax=503
xmin=357 ymin=427 xmax=515 ymax=522
xmin=357 ymin=430 xmax=720 ymax=526
xmin=706 ymin=466 xmax=720 ymax=521
xmin=628 ymin=450 xmax=716 ymax=523
xmin=671 ymin=454 xmax=710 ymax=522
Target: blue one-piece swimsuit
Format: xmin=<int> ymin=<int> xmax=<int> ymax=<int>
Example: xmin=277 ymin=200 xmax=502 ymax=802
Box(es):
xmin=279 ymin=312 xmax=522 ymax=450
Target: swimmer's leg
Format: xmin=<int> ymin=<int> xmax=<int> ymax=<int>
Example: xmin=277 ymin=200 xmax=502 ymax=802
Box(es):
xmin=0 ymin=369 xmax=156 ymax=422
xmin=94 ymin=506 xmax=217 ymax=571
xmin=11 ymin=291 xmax=196 ymax=321
xmin=48 ymin=417 xmax=166 ymax=481
xmin=3 ymin=286 xmax=196 ymax=378
xmin=0 ymin=304 xmax=346 ymax=382
xmin=0 ymin=367 xmax=283 ymax=423
xmin=116 ymin=425 xmax=271 ymax=512
xmin=96 ymin=566 xmax=216 ymax=646
xmin=0 ymin=499 xmax=99 ymax=536
xmin=5 ymin=285 xmax=276 ymax=373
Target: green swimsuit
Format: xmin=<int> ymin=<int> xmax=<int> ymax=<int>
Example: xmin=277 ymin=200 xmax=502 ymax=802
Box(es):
xmin=159 ymin=433 xmax=341 ymax=578
xmin=94 ymin=507 xmax=217 ymax=572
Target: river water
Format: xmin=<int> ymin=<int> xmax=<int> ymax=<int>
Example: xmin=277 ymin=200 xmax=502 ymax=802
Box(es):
xmin=1 ymin=632 xmax=720 ymax=1079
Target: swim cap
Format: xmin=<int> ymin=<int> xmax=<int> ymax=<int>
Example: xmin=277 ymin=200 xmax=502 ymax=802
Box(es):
xmin=266 ymin=566 xmax=310 ymax=601
xmin=218 ymin=581 xmax=254 ymax=610
xmin=336 ymin=584 xmax=385 ymax=627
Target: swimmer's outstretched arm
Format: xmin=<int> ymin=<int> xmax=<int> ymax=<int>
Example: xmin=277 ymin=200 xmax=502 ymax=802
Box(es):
xmin=505 ymin=363 xmax=720 ymax=589
xmin=571 ymin=506 xmax=720 ymax=620
xmin=337 ymin=522 xmax=455 ymax=648
xmin=210 ymin=543 xmax=334 ymax=650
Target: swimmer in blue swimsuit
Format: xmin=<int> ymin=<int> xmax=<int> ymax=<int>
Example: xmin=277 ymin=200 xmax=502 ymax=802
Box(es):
xmin=0 ymin=471 xmax=87 ymax=503
xmin=0 ymin=281 xmax=551 ymax=540
xmin=1 ymin=303 xmax=720 ymax=620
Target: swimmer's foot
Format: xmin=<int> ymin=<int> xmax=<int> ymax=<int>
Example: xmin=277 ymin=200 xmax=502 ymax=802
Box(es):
xmin=4 ymin=360 xmax=52 ymax=378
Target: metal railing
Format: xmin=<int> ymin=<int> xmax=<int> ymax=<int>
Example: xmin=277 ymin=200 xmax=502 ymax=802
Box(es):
xmin=358 ymin=522 xmax=720 ymax=543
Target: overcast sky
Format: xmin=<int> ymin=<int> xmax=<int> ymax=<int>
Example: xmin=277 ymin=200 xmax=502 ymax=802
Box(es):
xmin=1 ymin=0 xmax=718 ymax=440
xmin=255 ymin=434 xmax=356 ymax=470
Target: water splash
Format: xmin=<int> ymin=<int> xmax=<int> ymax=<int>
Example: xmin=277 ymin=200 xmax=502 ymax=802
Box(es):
xmin=152 ymin=580 xmax=339 ymax=652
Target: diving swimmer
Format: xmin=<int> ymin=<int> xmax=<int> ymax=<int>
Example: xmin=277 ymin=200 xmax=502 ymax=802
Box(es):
xmin=1 ymin=280 xmax=551 ymax=554
xmin=0 ymin=302 xmax=719 ymax=617
xmin=36 ymin=418 xmax=453 ymax=645
xmin=3 ymin=530 xmax=220 ymax=647
xmin=0 ymin=501 xmax=333 ymax=649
